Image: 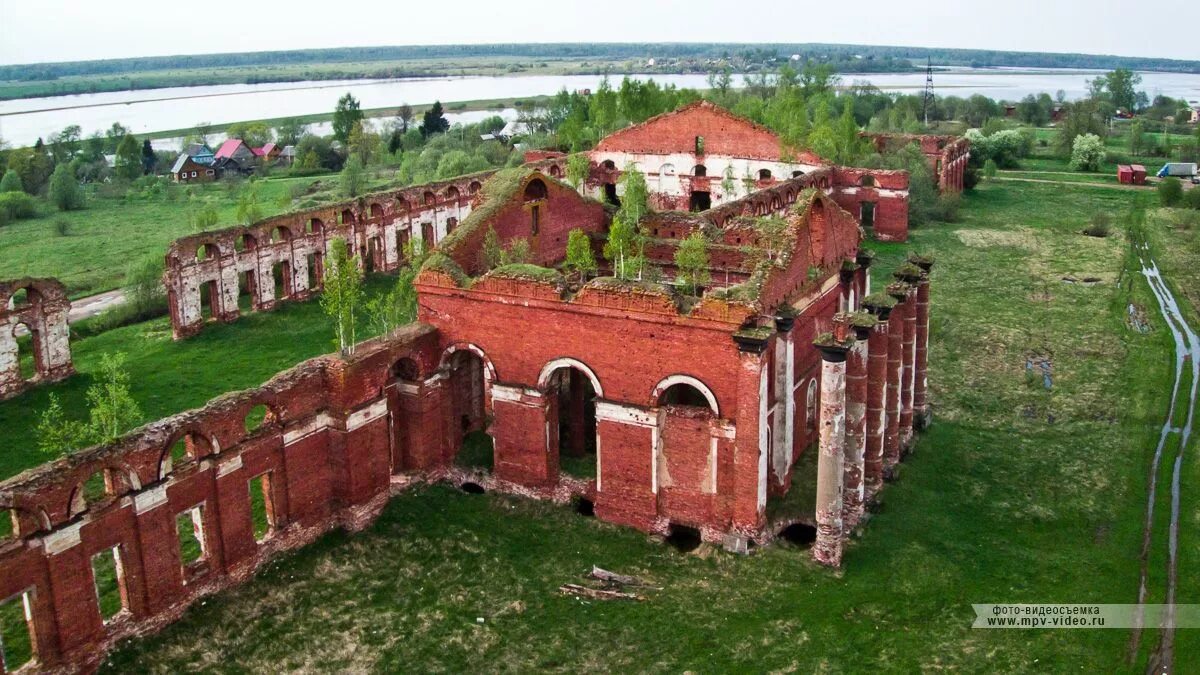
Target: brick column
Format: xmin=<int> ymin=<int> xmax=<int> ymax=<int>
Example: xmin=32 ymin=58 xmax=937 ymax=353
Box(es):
xmin=910 ymin=254 xmax=935 ymax=429
xmin=812 ymin=318 xmax=854 ymax=568
xmin=883 ymin=282 xmax=910 ymax=473
xmin=839 ymin=259 xmax=859 ymax=312
xmin=862 ymin=294 xmax=894 ymax=495
xmin=895 ymin=265 xmax=922 ymax=451
xmin=843 ymin=313 xmax=873 ymax=529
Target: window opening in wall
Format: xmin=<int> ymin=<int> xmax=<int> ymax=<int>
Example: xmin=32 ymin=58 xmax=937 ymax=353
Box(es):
xmin=603 ymin=183 xmax=620 ymax=206
xmin=306 ymin=252 xmax=323 ymax=291
xmin=83 ymin=470 xmax=108 ymax=505
xmin=0 ymin=509 xmax=14 ymax=542
xmin=176 ymin=506 xmax=206 ymax=571
xmin=0 ymin=590 xmax=36 ymax=671
xmin=245 ymin=404 xmax=272 ymax=433
xmin=694 ymin=135 xmax=705 ymax=155
xmin=861 ymin=202 xmax=876 ymax=229
xmin=90 ymin=545 xmax=127 ymax=623
xmin=249 ymin=473 xmax=275 ymax=542
xmin=693 ymin=164 xmax=707 ymax=177
xmin=530 ymin=205 xmax=540 ymax=235
xmin=13 ymin=323 xmax=35 ymax=382
xmin=199 ymin=279 xmax=219 ymax=320
xmin=689 ymin=191 xmax=711 ymax=212
xmin=758 ymin=169 xmax=772 ymax=180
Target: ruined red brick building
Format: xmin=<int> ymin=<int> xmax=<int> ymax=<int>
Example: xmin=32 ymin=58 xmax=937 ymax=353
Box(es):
xmin=1 ymin=278 xmax=74 ymax=401
xmin=2 ymin=104 xmax=949 ymax=672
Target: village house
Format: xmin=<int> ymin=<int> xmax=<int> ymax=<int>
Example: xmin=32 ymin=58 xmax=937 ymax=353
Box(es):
xmin=171 ymin=154 xmax=217 ymax=183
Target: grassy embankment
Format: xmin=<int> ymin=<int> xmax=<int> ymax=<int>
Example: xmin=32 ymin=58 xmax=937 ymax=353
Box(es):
xmin=48 ymin=178 xmax=1185 ymax=671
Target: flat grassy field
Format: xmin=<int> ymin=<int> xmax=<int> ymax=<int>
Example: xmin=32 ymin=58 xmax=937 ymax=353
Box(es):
xmin=0 ymin=275 xmax=396 ymax=481
xmin=83 ymin=179 xmax=1193 ymax=671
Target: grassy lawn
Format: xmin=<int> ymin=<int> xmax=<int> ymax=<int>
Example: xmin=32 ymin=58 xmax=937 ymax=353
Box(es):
xmin=0 ymin=275 xmax=396 ymax=481
xmin=86 ymin=178 xmax=1193 ymax=671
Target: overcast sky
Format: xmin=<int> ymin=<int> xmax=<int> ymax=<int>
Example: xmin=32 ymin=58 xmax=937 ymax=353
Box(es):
xmin=1 ymin=0 xmax=1197 ymax=65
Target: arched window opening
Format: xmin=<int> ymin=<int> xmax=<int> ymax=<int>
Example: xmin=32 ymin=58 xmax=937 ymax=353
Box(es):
xmin=545 ymin=366 xmax=598 ymax=480
xmin=12 ymin=322 xmax=37 ymax=382
xmin=445 ymin=187 xmax=460 ymax=202
xmin=307 ymin=218 xmax=323 ymax=235
xmin=693 ymin=164 xmax=707 ymax=177
xmin=792 ymin=170 xmax=805 ymax=178
xmin=659 ymin=163 xmax=676 ymax=176
xmin=468 ymin=181 xmax=482 ymax=195
xmin=340 ymin=209 xmax=355 ymax=225
xmin=270 ymin=226 xmax=291 ymax=243
xmin=195 ymin=242 xmax=219 ymax=262
xmin=7 ymin=287 xmax=31 ymax=310
xmin=235 ymin=233 xmax=257 ymax=252
xmin=370 ymin=203 xmax=384 ymax=220
xmin=806 ymin=379 xmax=818 ymax=440
xmin=758 ymin=169 xmax=773 ymax=180
xmin=548 ymin=165 xmax=562 ymax=178
xmin=523 ymin=178 xmax=548 ymax=203
xmin=244 ymin=404 xmax=276 ymax=434
xmin=601 ymin=159 xmax=616 ymax=171
xmin=423 ymin=191 xmax=436 ymax=206
xmin=393 ymin=358 xmax=421 ymax=382
xmin=0 ymin=508 xmax=15 ymax=542
xmin=659 ymin=382 xmax=712 ymax=409
xmin=860 ymin=175 xmax=876 ymax=188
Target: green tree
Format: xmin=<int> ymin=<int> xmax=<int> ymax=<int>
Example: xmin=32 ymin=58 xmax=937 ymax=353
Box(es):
xmin=321 ymin=238 xmax=364 ymax=355
xmin=274 ymin=118 xmax=307 ymax=146
xmin=114 ymin=133 xmax=142 ymax=180
xmin=480 ymin=225 xmax=502 ymax=271
xmin=332 ymin=93 xmax=363 ymax=145
xmin=36 ymin=394 xmax=89 ymax=457
xmin=500 ymin=238 xmax=532 ymax=265
xmin=86 ymin=352 xmax=142 ymax=444
xmin=396 ymin=103 xmax=414 ymax=133
xmin=603 ymin=214 xmax=640 ymax=280
xmin=1101 ymin=68 xmax=1143 ymax=113
xmin=189 ymin=202 xmax=219 ymax=232
xmin=340 ymin=155 xmax=364 ymax=197
xmin=365 ymin=266 xmax=416 ymax=336
xmin=141 ymin=138 xmax=157 ymax=174
xmin=615 ymin=163 xmax=650 ymax=225
xmin=1 ymin=168 xmax=24 ymax=193
xmin=674 ymin=232 xmax=711 ymax=296
xmin=420 ymin=101 xmax=450 ymax=137
xmin=1069 ymin=133 xmax=1105 ymax=172
xmin=1159 ymin=177 xmax=1183 ymax=207
xmin=1055 ymin=100 xmax=1107 ymax=155
xmin=48 ymin=163 xmax=84 ymax=210
xmin=983 ymin=159 xmax=998 ymax=180
xmin=125 ymin=254 xmax=166 ymax=319
xmin=236 ymin=184 xmax=262 ymax=224
xmin=1128 ymin=120 xmax=1146 ymax=155
xmin=566 ymin=153 xmax=590 ymax=192
xmin=563 ymin=228 xmax=597 ymax=282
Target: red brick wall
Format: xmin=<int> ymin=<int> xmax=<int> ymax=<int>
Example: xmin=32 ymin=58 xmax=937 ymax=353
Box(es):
xmin=594 ymin=101 xmax=790 ymax=161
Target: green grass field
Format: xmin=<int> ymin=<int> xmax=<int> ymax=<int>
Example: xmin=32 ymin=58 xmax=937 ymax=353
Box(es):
xmin=54 ymin=178 xmax=1190 ymax=671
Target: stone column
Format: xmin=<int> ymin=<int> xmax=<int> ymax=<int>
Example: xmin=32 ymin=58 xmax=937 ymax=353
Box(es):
xmin=910 ymin=254 xmax=935 ymax=429
xmin=862 ymin=295 xmax=894 ymax=495
xmin=839 ymin=259 xmax=859 ymax=312
xmin=856 ymin=249 xmax=875 ymax=302
xmin=813 ymin=318 xmax=854 ymax=568
xmin=843 ymin=313 xmax=873 ymax=529
xmin=883 ymin=282 xmax=909 ymax=473
xmin=895 ymin=265 xmax=922 ymax=450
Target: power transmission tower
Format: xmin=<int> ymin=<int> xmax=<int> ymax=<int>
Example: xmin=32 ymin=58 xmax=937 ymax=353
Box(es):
xmin=922 ymin=57 xmax=934 ymax=127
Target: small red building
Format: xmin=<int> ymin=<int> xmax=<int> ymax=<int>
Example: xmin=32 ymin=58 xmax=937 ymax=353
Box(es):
xmin=1118 ymin=164 xmax=1148 ymax=185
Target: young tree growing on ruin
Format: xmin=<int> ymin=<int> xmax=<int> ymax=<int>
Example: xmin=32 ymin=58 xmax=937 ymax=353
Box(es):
xmin=564 ymin=229 xmax=597 ymax=282
xmin=500 ymin=238 xmax=532 ymax=265
xmin=366 ymin=266 xmax=415 ymax=336
xmin=236 ymin=184 xmax=263 ymax=225
xmin=36 ymin=394 xmax=89 ymax=457
xmin=333 ymin=93 xmax=364 ymax=145
xmin=604 ymin=214 xmax=640 ymax=280
xmin=480 ymin=225 xmax=502 ymax=271
xmin=616 ymin=163 xmax=650 ymax=225
xmin=48 ymin=164 xmax=84 ymax=211
xmin=321 ymin=238 xmax=365 ymax=356
xmin=566 ymin=153 xmax=590 ymax=193
xmin=674 ymin=232 xmax=711 ymax=296
xmin=87 ymin=352 xmax=142 ymax=444
xmin=340 ymin=155 xmax=365 ymax=197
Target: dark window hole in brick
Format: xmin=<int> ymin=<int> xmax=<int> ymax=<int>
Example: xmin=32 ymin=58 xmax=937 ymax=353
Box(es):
xmin=666 ymin=524 xmax=702 ymax=553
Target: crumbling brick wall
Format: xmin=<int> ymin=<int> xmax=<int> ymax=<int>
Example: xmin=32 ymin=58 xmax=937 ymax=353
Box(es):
xmin=865 ymin=133 xmax=971 ymax=193
xmin=0 ymin=278 xmax=74 ymax=401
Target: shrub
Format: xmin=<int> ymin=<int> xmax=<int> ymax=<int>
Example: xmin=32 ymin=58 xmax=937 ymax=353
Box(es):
xmin=983 ymin=159 xmax=998 ymax=180
xmin=0 ymin=169 xmax=23 ymax=193
xmin=1069 ymin=134 xmax=1106 ymax=172
xmin=48 ymin=164 xmax=84 ymax=211
xmin=0 ymin=191 xmax=37 ymax=223
xmin=1159 ymin=177 xmax=1183 ymax=207
xmin=1184 ymin=187 xmax=1200 ymax=210
xmin=933 ymin=193 xmax=962 ymax=222
xmin=1083 ymin=213 xmax=1112 ymax=237
xmin=52 ymin=218 xmax=70 ymax=236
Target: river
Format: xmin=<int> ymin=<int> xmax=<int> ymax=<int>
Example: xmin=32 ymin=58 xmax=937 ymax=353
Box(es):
xmin=2 ymin=68 xmax=1199 ymax=149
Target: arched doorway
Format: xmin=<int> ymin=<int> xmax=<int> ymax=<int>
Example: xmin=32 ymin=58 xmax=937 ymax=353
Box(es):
xmin=539 ymin=360 xmax=601 ymax=480
xmin=653 ymin=376 xmax=719 ymax=496
xmin=444 ymin=347 xmax=492 ymax=471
